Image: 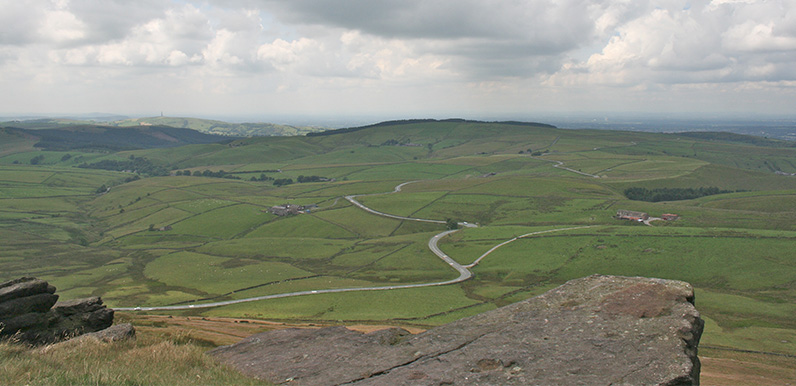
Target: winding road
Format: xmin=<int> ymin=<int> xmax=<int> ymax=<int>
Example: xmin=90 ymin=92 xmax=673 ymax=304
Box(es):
xmin=115 ymin=181 xmax=584 ymax=312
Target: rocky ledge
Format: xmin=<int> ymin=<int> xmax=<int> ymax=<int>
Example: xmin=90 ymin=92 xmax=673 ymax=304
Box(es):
xmin=0 ymin=277 xmax=122 ymax=345
xmin=210 ymin=274 xmax=704 ymax=385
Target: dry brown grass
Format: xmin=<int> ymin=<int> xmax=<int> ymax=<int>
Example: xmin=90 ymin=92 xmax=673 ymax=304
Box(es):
xmin=0 ymin=327 xmax=270 ymax=386
xmin=700 ymin=348 xmax=796 ymax=386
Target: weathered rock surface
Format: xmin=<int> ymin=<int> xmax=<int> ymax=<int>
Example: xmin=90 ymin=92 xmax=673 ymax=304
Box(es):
xmin=210 ymin=275 xmax=704 ymax=386
xmin=0 ymin=277 xmax=118 ymax=345
xmin=73 ymin=323 xmax=136 ymax=343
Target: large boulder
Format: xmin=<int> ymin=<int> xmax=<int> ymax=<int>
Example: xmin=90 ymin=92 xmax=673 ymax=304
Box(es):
xmin=0 ymin=278 xmax=118 ymax=345
xmin=70 ymin=323 xmax=137 ymax=343
xmin=210 ymin=275 xmax=704 ymax=385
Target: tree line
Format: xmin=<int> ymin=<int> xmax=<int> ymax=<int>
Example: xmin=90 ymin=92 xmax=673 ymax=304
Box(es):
xmin=624 ymin=186 xmax=737 ymax=202
xmin=78 ymin=156 xmax=170 ymax=176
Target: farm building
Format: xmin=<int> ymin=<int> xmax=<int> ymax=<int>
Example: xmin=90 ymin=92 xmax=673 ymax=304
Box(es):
xmin=269 ymin=204 xmax=303 ymax=216
xmin=615 ymin=210 xmax=649 ymax=221
xmin=662 ymin=213 xmax=680 ymax=221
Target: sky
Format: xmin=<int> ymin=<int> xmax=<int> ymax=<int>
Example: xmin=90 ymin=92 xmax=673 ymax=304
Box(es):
xmin=1 ymin=0 xmax=795 ymax=123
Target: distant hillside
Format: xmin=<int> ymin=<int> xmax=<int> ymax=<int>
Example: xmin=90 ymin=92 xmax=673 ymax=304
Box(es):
xmin=0 ymin=118 xmax=103 ymax=130
xmin=113 ymin=116 xmax=325 ymax=137
xmin=307 ymin=119 xmax=556 ymax=137
xmin=1 ymin=125 xmax=234 ymax=151
xmin=676 ymin=131 xmax=796 ymax=147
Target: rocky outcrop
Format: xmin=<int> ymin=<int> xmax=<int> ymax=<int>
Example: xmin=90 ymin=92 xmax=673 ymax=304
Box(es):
xmin=210 ymin=275 xmax=704 ymax=385
xmin=70 ymin=323 xmax=136 ymax=343
xmin=0 ymin=277 xmax=117 ymax=345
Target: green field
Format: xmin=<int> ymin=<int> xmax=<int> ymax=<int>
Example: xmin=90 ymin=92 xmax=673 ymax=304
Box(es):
xmin=1 ymin=119 xmax=795 ymax=364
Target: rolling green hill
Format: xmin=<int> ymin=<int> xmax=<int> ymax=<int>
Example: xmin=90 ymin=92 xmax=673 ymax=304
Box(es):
xmin=112 ymin=116 xmax=324 ymax=137
xmin=0 ymin=125 xmax=234 ymax=153
xmin=1 ymin=119 xmax=795 ymax=380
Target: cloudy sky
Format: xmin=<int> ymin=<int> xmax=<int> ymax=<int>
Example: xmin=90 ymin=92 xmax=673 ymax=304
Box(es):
xmin=1 ymin=0 xmax=795 ymax=122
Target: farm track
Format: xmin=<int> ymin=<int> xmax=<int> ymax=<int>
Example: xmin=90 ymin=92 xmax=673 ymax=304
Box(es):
xmin=115 ymin=181 xmax=585 ymax=312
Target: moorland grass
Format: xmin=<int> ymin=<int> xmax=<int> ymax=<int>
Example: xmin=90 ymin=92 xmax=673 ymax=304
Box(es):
xmin=245 ymin=214 xmax=358 ymax=239
xmin=167 ymin=204 xmax=273 ymax=239
xmin=0 ymin=332 xmax=269 ymax=386
xmin=202 ymin=285 xmax=481 ymax=322
xmin=143 ymin=251 xmax=314 ymax=302
xmin=355 ymin=191 xmax=449 ymax=217
xmin=195 ymin=237 xmax=355 ymax=260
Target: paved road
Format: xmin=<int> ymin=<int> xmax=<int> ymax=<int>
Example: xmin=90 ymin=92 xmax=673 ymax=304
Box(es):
xmin=528 ymin=137 xmax=642 ymax=179
xmin=464 ymin=226 xmax=593 ymax=268
xmin=116 ymin=228 xmax=473 ymax=311
xmin=345 ymin=194 xmax=446 ymax=225
xmin=551 ymin=161 xmax=600 ymax=178
xmin=116 ymin=182 xmax=472 ymax=311
xmin=114 ymin=181 xmax=580 ymax=312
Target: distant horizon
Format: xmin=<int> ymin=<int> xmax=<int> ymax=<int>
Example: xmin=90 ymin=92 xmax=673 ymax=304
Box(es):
xmin=3 ymin=111 xmax=796 ymax=131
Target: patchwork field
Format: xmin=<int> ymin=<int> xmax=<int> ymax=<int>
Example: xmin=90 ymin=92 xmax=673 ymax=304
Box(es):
xmin=1 ymin=120 xmax=794 ymax=380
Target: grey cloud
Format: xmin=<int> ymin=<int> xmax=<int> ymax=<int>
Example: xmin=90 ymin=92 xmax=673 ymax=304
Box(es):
xmin=65 ymin=0 xmax=171 ymax=44
xmin=423 ymin=39 xmax=569 ymax=78
xmin=0 ymin=0 xmax=205 ymax=48
xmin=263 ymin=0 xmax=503 ymax=40
xmin=0 ymin=1 xmax=45 ymax=45
xmin=251 ymin=0 xmax=602 ymax=79
xmin=261 ymin=0 xmax=597 ymax=45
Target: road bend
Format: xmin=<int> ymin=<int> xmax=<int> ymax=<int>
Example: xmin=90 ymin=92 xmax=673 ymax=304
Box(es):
xmin=115 ymin=181 xmax=574 ymax=312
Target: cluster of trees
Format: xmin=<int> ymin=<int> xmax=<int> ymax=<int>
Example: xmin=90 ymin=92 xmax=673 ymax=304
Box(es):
xmin=175 ymin=169 xmax=241 ymax=180
xmin=446 ymin=218 xmax=459 ymax=230
xmin=380 ymin=138 xmax=420 ymax=147
xmin=380 ymin=139 xmax=403 ymax=146
xmin=296 ymin=175 xmax=327 ymax=183
xmin=525 ymin=149 xmax=549 ymax=156
xmin=273 ymin=178 xmax=294 ymax=187
xmin=624 ymin=186 xmax=736 ymax=202
xmin=250 ymin=173 xmax=274 ymax=182
xmin=78 ymin=156 xmax=170 ymax=176
xmin=272 ymin=175 xmax=329 ymax=187
xmin=29 ymin=155 xmax=45 ymax=165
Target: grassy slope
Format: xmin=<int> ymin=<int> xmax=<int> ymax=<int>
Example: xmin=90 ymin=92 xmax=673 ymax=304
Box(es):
xmin=0 ymin=330 xmax=269 ymax=386
xmin=1 ymin=120 xmax=795 ymax=383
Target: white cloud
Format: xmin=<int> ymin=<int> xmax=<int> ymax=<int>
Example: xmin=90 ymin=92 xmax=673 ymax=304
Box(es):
xmin=724 ymin=21 xmax=796 ymax=52
xmin=548 ymin=0 xmax=796 ymax=88
xmin=1 ymin=0 xmax=795 ymax=116
xmin=39 ymin=9 xmax=87 ymax=43
xmin=257 ymin=38 xmax=315 ymax=71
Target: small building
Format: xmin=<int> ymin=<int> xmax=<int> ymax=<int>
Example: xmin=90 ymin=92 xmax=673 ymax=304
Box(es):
xmin=615 ymin=210 xmax=649 ymax=221
xmin=158 ymin=225 xmax=172 ymax=231
xmin=662 ymin=213 xmax=679 ymax=221
xmin=269 ymin=204 xmax=303 ymax=216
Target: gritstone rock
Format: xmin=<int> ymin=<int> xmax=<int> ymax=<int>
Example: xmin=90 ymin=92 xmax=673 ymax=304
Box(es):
xmin=0 ymin=277 xmax=122 ymax=345
xmin=68 ymin=323 xmax=137 ymax=343
xmin=209 ymin=274 xmax=704 ymax=386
